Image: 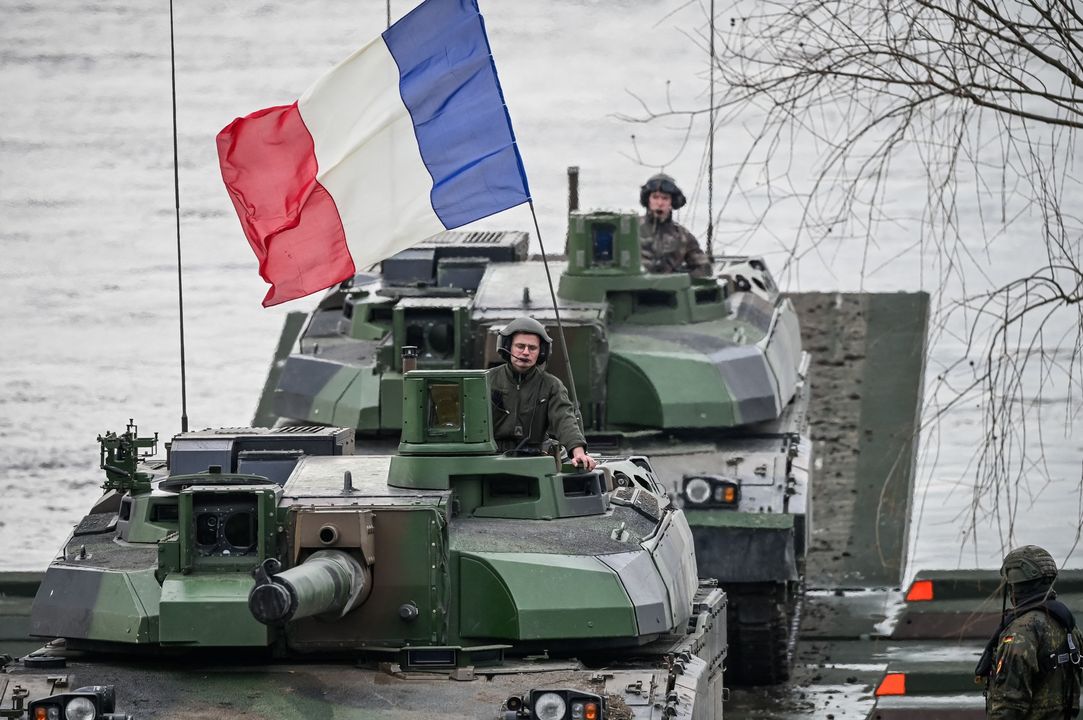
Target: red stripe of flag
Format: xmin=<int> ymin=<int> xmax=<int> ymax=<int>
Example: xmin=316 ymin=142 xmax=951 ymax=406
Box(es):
xmin=216 ymin=102 xmax=354 ymax=307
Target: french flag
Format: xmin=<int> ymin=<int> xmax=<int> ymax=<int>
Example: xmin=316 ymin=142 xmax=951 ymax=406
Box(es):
xmin=217 ymin=0 xmax=531 ymax=307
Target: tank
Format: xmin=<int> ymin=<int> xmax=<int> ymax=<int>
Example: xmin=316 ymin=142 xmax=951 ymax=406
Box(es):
xmin=253 ymin=206 xmax=810 ymax=685
xmin=15 ymin=367 xmax=727 ymax=718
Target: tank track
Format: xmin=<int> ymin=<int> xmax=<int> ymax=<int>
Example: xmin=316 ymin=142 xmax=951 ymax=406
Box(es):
xmin=723 ymin=581 xmax=800 ymax=685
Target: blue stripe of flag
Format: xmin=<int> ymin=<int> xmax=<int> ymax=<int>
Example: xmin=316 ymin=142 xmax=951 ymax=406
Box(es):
xmin=382 ymin=0 xmax=531 ymax=229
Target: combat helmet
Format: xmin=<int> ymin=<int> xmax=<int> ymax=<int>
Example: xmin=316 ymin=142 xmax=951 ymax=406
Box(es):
xmin=498 ymin=317 xmax=552 ymax=364
xmin=639 ymin=173 xmax=687 ymax=210
xmin=1001 ymin=545 xmax=1058 ymax=585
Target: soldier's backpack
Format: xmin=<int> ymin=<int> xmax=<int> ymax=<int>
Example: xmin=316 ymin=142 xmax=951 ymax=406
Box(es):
xmin=975 ymin=599 xmax=1083 ymax=719
xmin=1039 ymin=601 xmax=1083 ymax=719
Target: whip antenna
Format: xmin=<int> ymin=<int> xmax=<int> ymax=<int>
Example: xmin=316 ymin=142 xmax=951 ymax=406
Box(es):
xmin=169 ymin=0 xmax=189 ymax=433
xmin=706 ymin=0 xmax=716 ymax=260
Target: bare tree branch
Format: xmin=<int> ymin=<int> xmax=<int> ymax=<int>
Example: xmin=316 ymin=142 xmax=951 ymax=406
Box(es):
xmin=627 ymin=0 xmax=1083 ymax=557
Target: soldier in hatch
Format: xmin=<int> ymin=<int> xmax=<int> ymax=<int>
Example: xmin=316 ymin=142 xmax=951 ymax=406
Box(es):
xmin=488 ymin=317 xmax=596 ymax=471
xmin=978 ymin=544 xmax=1083 ymax=719
xmin=639 ymin=173 xmax=712 ymax=278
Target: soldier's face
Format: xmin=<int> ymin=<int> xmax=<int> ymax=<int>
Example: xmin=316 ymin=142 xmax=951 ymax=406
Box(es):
xmin=509 ymin=332 xmax=541 ymax=372
xmin=648 ymin=191 xmax=672 ymax=220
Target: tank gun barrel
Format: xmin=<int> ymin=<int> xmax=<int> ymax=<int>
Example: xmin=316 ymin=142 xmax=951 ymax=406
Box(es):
xmin=248 ymin=550 xmax=370 ymax=625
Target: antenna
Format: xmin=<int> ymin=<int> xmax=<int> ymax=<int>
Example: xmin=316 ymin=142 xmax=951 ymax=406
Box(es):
xmin=706 ymin=0 xmax=716 ymax=260
xmin=169 ymin=0 xmax=189 ymax=433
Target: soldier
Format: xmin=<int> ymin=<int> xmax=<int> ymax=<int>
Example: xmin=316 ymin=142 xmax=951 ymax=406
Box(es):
xmin=639 ymin=173 xmax=712 ymax=278
xmin=978 ymin=544 xmax=1083 ymax=719
xmin=489 ymin=317 xmax=596 ymax=471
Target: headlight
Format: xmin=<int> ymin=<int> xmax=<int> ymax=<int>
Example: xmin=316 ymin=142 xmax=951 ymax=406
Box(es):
xmin=533 ymin=692 xmax=567 ymax=720
xmin=526 ymin=689 xmax=605 ymax=720
xmin=683 ymin=477 xmax=712 ymax=504
xmin=64 ymin=697 xmax=96 ymax=720
xmin=681 ymin=474 xmax=740 ymax=508
xmin=28 ymin=685 xmax=121 ymax=720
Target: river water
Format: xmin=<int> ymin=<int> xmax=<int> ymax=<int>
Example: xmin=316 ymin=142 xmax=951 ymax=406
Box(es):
xmin=2 ymin=0 xmax=1081 ymax=574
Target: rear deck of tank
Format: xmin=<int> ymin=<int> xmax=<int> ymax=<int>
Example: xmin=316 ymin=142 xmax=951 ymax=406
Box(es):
xmin=1 ymin=291 xmax=997 ymax=719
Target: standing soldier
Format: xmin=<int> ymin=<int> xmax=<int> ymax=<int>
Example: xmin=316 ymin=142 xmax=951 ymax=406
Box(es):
xmin=978 ymin=545 xmax=1083 ymax=719
xmin=638 ymin=173 xmax=712 ymax=278
xmin=488 ymin=317 xmax=596 ymax=471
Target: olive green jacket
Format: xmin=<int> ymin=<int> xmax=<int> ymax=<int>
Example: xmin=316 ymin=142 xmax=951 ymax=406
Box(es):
xmin=487 ymin=363 xmax=586 ymax=452
xmin=988 ymin=607 xmax=1082 ymax=720
xmin=639 ymin=213 xmax=712 ymax=277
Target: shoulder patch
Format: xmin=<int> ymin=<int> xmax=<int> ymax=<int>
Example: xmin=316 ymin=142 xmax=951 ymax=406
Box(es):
xmin=1001 ymin=635 xmax=1013 ymax=644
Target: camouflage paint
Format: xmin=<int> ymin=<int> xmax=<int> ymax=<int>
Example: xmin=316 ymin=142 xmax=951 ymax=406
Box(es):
xmin=458 ymin=552 xmax=637 ymax=640
xmin=159 ymin=573 xmax=269 ymax=646
xmin=32 ymin=566 xmax=160 ymax=644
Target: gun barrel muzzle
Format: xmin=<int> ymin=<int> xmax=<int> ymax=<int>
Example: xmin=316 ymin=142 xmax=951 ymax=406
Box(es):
xmin=249 ymin=550 xmax=370 ymax=625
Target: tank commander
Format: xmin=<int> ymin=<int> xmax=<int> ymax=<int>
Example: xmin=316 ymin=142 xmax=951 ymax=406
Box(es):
xmin=977 ymin=544 xmax=1082 ymax=719
xmin=639 ymin=173 xmax=712 ymax=278
xmin=489 ymin=317 xmax=597 ymax=471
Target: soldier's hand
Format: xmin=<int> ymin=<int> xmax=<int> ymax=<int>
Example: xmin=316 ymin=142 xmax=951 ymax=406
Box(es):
xmin=571 ymin=447 xmax=597 ymax=471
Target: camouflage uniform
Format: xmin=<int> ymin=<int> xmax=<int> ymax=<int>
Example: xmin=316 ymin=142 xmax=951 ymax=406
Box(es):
xmin=988 ymin=602 xmax=1083 ymax=720
xmin=982 ymin=546 xmax=1083 ymax=720
xmin=639 ymin=214 xmax=712 ymax=278
xmin=488 ymin=363 xmax=586 ymax=453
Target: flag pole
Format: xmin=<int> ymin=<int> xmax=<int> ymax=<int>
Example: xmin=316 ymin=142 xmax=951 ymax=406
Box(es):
xmin=169 ymin=0 xmax=189 ymax=433
xmin=526 ymin=201 xmax=582 ymax=430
